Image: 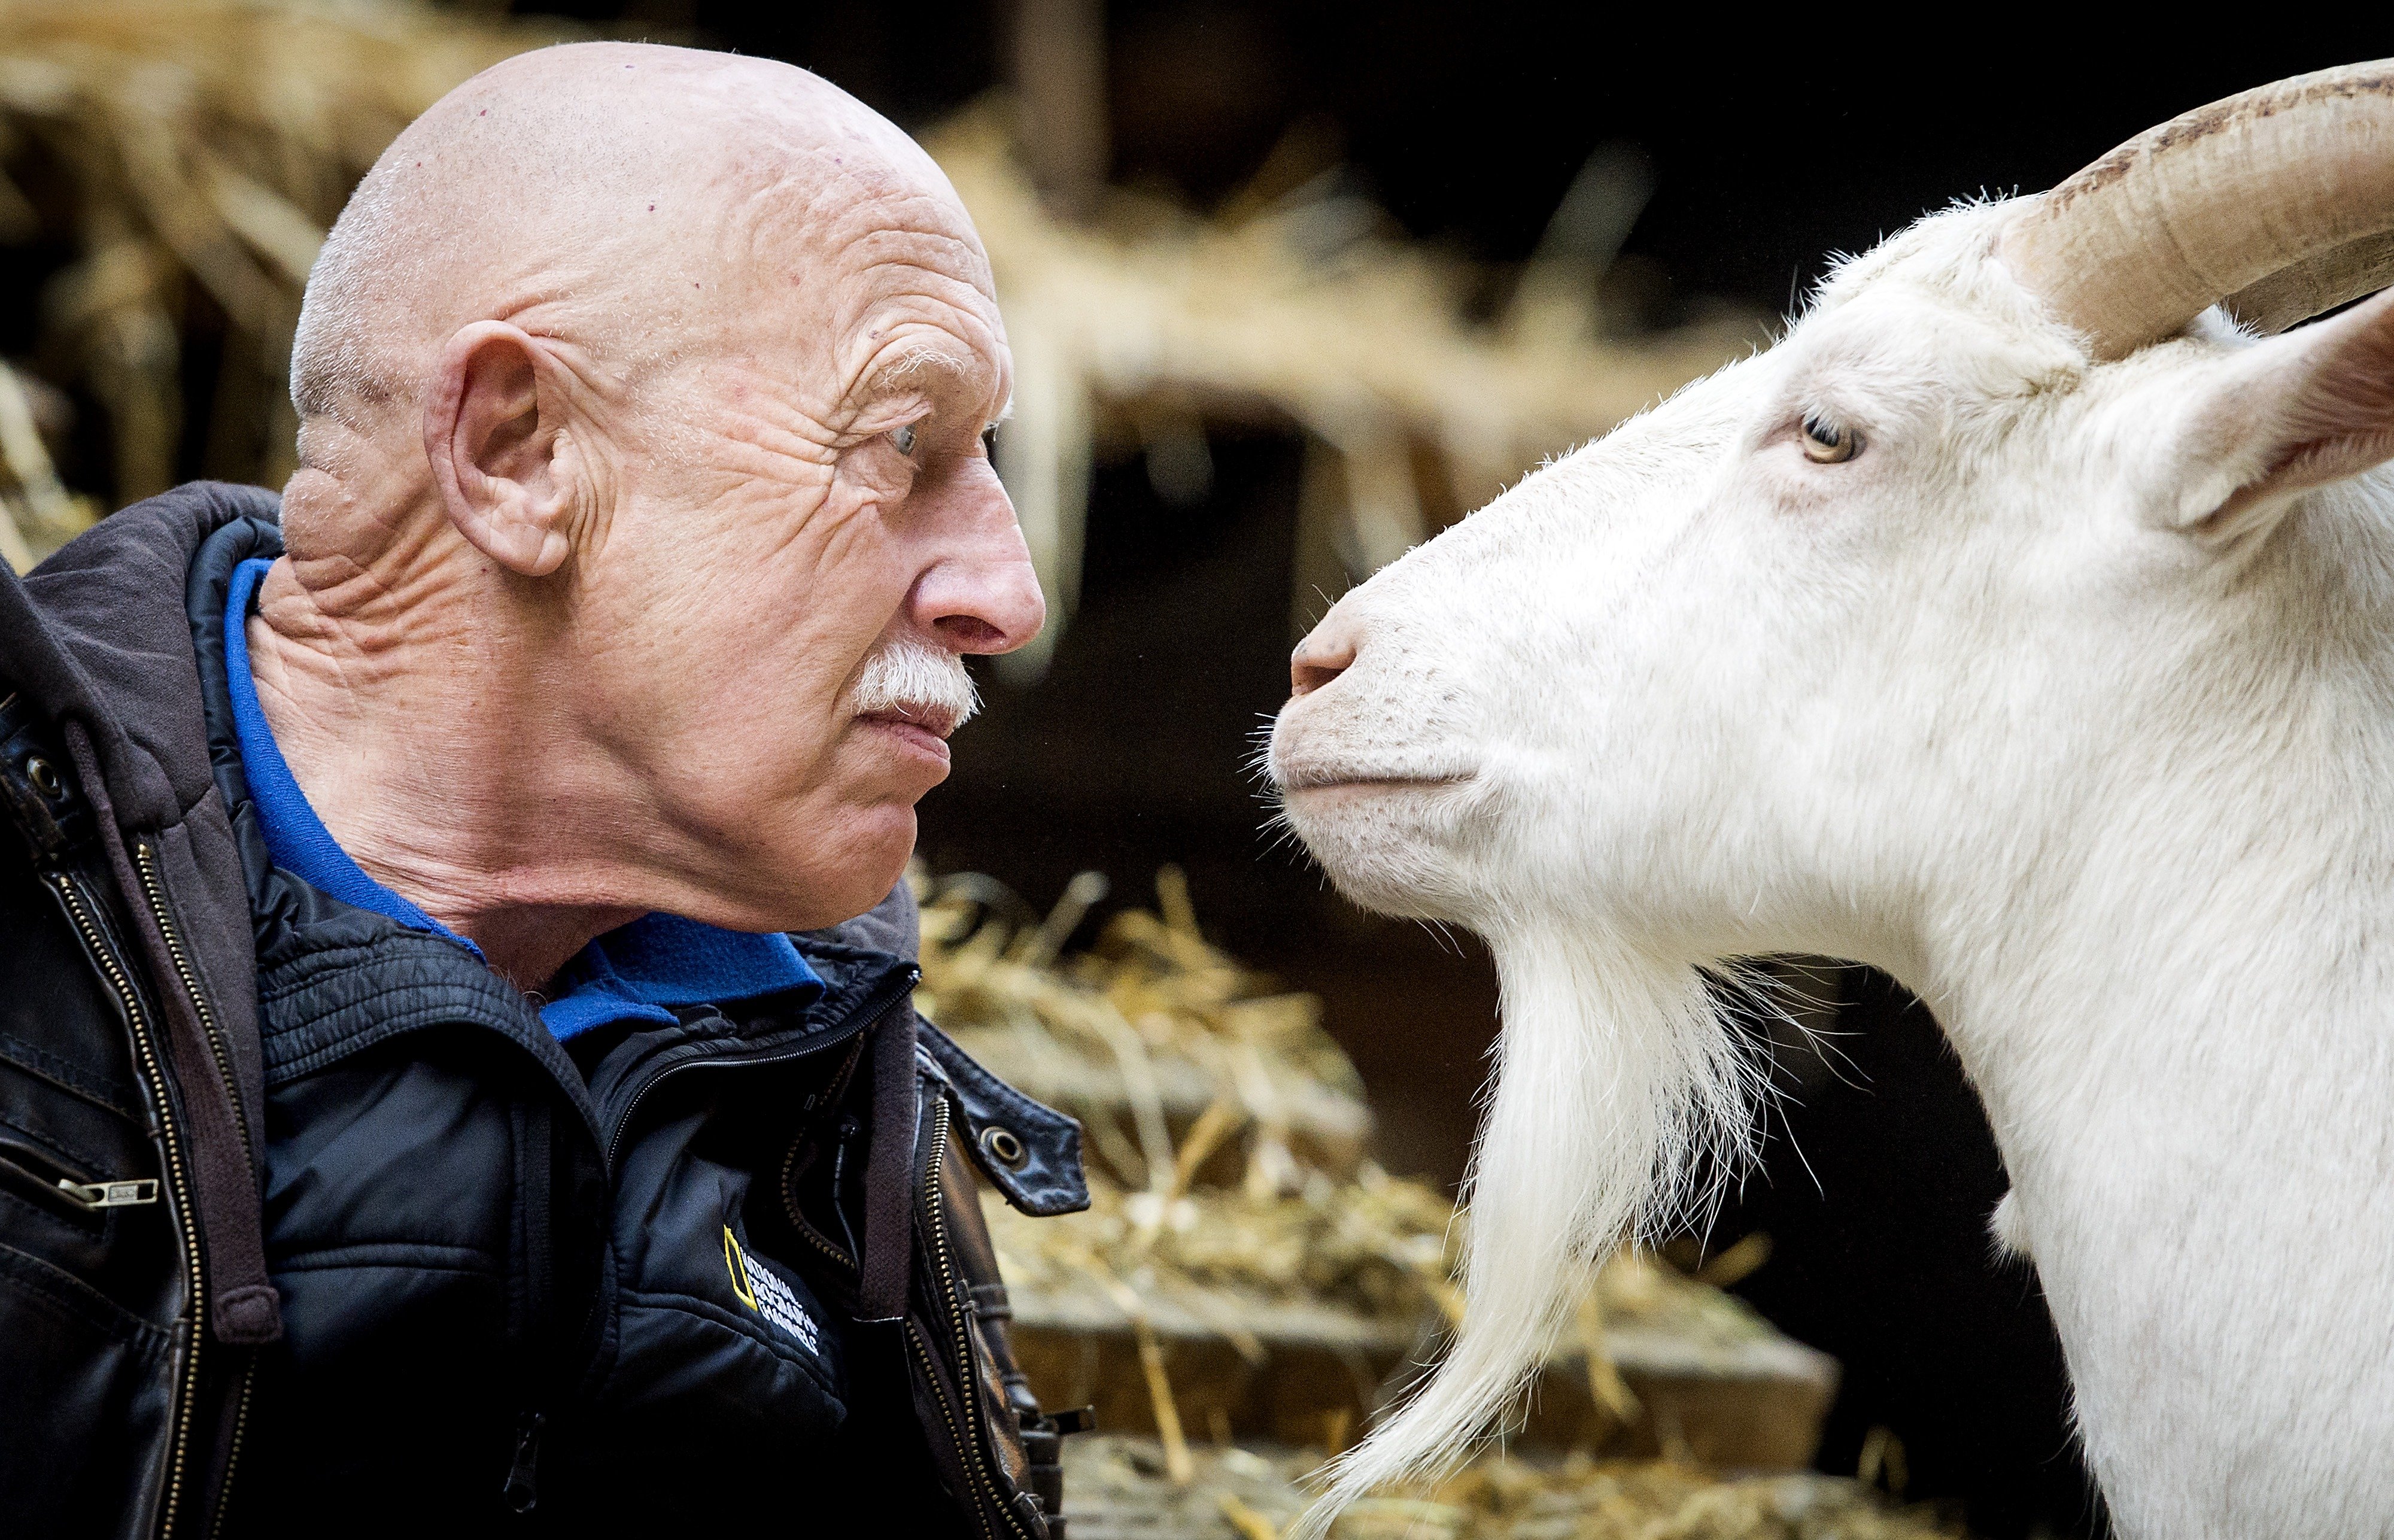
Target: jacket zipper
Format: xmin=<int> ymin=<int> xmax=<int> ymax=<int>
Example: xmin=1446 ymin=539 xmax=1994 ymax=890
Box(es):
xmin=781 ymin=1035 xmax=871 ymax=1274
xmin=601 ymin=968 xmax=918 ymax=1171
xmin=204 ymin=1361 xmax=257 ymax=1540
xmin=785 ymin=1190 xmax=859 ymax=1272
xmin=133 ymin=842 xmax=251 ymax=1164
xmin=905 ymin=1319 xmax=998 ymax=1540
xmin=505 ymin=1096 xmax=554 ymax=1514
xmin=913 ymin=1095 xmax=1037 ymax=1540
xmin=49 ymin=870 xmax=205 ymax=1540
xmin=0 ymin=1134 xmax=159 ymax=1217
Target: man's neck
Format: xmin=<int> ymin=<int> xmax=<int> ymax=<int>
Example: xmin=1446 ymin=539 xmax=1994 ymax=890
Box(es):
xmin=243 ymin=531 xmax=640 ymax=991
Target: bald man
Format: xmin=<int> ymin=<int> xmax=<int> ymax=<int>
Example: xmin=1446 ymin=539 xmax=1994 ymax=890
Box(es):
xmin=0 ymin=42 xmax=1085 ymax=1538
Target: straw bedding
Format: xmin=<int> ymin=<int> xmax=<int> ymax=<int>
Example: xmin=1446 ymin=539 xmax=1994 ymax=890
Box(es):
xmin=1062 ymin=1433 xmax=1962 ymax=1539
xmin=921 ymin=865 xmax=1778 ymax=1355
xmin=919 ymin=868 xmax=1957 ymax=1538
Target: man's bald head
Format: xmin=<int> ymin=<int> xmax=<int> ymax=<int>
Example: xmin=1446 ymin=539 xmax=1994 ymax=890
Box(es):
xmin=291 ymin=42 xmax=983 ymax=438
xmin=254 ymin=41 xmax=1038 ymax=967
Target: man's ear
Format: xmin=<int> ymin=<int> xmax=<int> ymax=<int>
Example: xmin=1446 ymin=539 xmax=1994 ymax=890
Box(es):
xmin=2156 ymin=285 xmax=2394 ymax=551
xmin=423 ymin=321 xmax=578 ymax=577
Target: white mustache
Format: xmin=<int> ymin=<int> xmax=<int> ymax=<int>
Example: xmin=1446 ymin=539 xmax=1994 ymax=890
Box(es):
xmin=852 ymin=633 xmax=980 ymax=739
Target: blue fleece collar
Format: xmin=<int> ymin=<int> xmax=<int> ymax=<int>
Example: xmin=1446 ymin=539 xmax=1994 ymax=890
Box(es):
xmin=224 ymin=557 xmax=821 ymax=1041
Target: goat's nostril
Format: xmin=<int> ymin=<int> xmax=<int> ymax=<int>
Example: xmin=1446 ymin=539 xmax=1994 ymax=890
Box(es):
xmin=1290 ymin=631 xmax=1358 ymax=697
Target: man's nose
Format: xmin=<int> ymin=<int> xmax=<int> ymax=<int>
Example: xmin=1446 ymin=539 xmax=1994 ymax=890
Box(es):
xmin=922 ymin=555 xmax=1045 ymax=654
xmin=916 ymin=467 xmax=1049 ymax=654
xmin=1290 ymin=611 xmax=1360 ymax=695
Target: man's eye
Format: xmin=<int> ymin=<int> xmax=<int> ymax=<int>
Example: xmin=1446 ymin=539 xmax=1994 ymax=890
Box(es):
xmin=890 ymin=424 xmax=918 ymax=457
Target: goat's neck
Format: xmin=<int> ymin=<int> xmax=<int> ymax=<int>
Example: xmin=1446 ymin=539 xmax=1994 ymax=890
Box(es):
xmin=1919 ymin=487 xmax=2394 ymax=1213
xmin=1909 ymin=799 xmax=2394 ymax=1532
xmin=1886 ymin=491 xmax=2394 ymax=1533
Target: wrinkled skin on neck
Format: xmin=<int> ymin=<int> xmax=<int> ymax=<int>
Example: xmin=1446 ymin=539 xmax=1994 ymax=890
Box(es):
xmin=250 ymin=44 xmax=1043 ymax=988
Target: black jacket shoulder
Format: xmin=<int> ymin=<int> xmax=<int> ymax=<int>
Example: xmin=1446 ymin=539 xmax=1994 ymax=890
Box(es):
xmin=0 ymin=487 xmax=1087 ymax=1539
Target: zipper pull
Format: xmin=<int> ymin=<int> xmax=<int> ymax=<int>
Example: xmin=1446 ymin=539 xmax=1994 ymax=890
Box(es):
xmin=59 ymin=1177 xmax=159 ymax=1210
xmin=502 ymin=1410 xmax=545 ymax=1514
xmin=828 ymin=1114 xmax=864 ymax=1257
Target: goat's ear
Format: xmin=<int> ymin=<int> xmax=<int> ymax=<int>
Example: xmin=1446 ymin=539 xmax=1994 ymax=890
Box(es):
xmin=2158 ymin=285 xmax=2394 ymax=549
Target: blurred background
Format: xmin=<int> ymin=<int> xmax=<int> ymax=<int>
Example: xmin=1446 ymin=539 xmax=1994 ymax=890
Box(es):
xmin=4 ymin=6 xmax=2389 ymax=1535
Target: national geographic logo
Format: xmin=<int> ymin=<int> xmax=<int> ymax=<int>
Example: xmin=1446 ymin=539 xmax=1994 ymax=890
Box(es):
xmin=723 ymin=1225 xmax=822 ymax=1354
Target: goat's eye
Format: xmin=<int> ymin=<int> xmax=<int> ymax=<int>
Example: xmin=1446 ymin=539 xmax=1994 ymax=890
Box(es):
xmin=1799 ymin=412 xmax=1860 ymax=464
xmin=889 ymin=424 xmax=919 ymax=457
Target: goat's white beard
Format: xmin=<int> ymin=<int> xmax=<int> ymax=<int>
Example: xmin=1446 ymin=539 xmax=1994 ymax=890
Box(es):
xmin=851 ymin=633 xmax=980 ymax=733
xmin=1292 ymin=919 xmax=1754 ymax=1536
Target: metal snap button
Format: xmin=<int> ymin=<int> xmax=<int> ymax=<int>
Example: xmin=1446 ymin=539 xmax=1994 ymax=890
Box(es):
xmin=979 ymin=1125 xmax=1027 ymax=1170
xmin=25 ymin=757 xmax=60 ymax=798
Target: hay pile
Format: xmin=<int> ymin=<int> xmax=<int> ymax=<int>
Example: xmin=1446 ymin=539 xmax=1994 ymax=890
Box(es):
xmin=920 ymin=864 xmax=1772 ymax=1347
xmin=919 ymin=863 xmax=1371 ymax=1196
xmin=977 ymin=1168 xmax=1783 ymax=1373
xmin=919 ymin=868 xmax=1840 ymax=1483
xmin=1063 ymin=1437 xmax=1961 ymax=1540
xmin=0 ymin=0 xmax=563 ymax=565
xmin=0 ymin=1 xmax=1752 ymax=676
xmin=919 ymin=868 xmax=1933 ymax=1533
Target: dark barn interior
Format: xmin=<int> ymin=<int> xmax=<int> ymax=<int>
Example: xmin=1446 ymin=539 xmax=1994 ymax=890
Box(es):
xmin=19 ymin=7 xmax=2394 ymax=1533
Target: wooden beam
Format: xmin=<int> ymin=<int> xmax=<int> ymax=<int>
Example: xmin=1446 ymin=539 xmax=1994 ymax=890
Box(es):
xmin=1011 ymin=0 xmax=1107 ymax=220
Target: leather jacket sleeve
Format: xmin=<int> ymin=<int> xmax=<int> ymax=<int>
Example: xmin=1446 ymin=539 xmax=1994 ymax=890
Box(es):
xmin=0 ymin=688 xmax=215 ymax=1538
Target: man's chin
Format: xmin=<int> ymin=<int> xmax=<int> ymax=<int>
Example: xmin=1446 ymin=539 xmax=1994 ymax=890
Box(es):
xmin=686 ymin=797 xmax=918 ymax=935
xmin=786 ymin=809 xmax=918 ymax=931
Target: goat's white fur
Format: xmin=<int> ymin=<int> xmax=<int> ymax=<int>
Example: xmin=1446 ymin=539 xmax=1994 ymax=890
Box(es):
xmin=1367 ymin=921 xmax=1757 ymax=1483
xmin=1271 ymin=201 xmax=2394 ymax=1539
xmin=1988 ymin=1190 xmax=2029 ymax=1263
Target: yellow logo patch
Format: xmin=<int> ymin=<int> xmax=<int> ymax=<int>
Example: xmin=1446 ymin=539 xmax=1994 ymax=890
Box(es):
xmin=722 ymin=1225 xmax=822 ymax=1353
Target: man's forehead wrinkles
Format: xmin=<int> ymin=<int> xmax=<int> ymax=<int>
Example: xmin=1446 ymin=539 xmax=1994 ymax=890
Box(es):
xmin=836 ymin=253 xmax=1000 ymax=347
xmin=734 ymin=173 xmax=977 ymax=266
xmin=803 ymin=254 xmax=992 ymax=338
xmin=838 ymin=217 xmax=991 ymax=282
xmin=737 ymin=173 xmax=899 ymax=249
xmin=843 ymin=265 xmax=998 ymax=338
xmin=804 ymin=177 xmax=973 ymax=230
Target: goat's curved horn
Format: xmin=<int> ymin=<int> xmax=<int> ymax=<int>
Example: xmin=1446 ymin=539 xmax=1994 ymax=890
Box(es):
xmin=2222 ymin=229 xmax=2394 ymax=338
xmin=2001 ymin=60 xmax=2394 ymax=357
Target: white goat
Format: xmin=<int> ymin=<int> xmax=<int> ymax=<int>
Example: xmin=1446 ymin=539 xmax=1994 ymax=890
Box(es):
xmin=1269 ymin=62 xmax=2394 ymax=1540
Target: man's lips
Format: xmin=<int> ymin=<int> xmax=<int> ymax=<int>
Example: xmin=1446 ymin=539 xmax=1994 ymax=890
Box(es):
xmin=858 ymin=709 xmax=957 ymax=764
